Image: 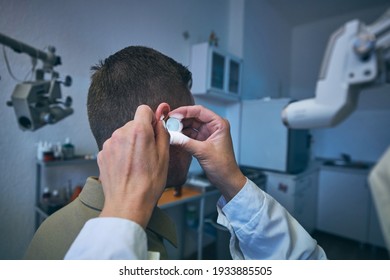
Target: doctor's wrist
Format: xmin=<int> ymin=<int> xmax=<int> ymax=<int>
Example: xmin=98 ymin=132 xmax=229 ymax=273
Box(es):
xmin=99 ymin=204 xmax=153 ymax=229
xmin=216 ymin=170 xmax=247 ymax=202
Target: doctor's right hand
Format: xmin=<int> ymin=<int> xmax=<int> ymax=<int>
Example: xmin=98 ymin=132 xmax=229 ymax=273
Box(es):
xmin=169 ymin=105 xmax=246 ymax=201
xmin=98 ymin=105 xmax=170 ymax=229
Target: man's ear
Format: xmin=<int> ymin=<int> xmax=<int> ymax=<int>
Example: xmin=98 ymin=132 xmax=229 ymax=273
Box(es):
xmin=155 ymin=102 xmax=171 ymax=121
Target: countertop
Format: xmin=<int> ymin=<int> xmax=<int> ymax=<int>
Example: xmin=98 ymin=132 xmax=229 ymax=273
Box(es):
xmin=316 ymin=157 xmax=375 ymax=174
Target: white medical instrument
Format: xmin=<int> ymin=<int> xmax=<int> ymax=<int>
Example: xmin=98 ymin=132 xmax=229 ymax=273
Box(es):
xmin=0 ymin=32 xmax=73 ymax=131
xmin=281 ymin=9 xmax=390 ymax=252
xmin=282 ymin=9 xmax=390 ymax=129
xmin=165 ymin=117 xmax=183 ymax=132
xmin=164 ymin=117 xmax=189 ymax=145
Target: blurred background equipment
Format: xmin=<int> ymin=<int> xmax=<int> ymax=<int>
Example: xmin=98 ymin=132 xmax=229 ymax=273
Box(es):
xmin=0 ymin=32 xmax=73 ymax=131
xmin=282 ymin=9 xmax=390 ymax=129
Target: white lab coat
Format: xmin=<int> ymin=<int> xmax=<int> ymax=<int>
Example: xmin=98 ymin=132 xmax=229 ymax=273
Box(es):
xmin=65 ymin=179 xmax=327 ymax=260
xmin=369 ymin=147 xmax=390 ymax=251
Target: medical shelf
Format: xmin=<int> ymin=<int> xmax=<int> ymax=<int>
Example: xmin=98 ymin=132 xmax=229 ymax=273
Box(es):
xmin=34 ymin=156 xmax=97 ymax=231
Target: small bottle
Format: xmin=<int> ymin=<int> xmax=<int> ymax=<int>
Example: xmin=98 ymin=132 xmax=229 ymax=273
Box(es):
xmin=42 ymin=187 xmax=51 ymax=204
xmin=36 ymin=141 xmax=44 ymax=161
xmin=48 ymin=189 xmax=63 ymax=214
xmin=53 ymin=142 xmax=62 ymax=159
xmin=62 ymin=138 xmax=74 ymax=159
xmin=51 ymin=189 xmax=60 ymax=205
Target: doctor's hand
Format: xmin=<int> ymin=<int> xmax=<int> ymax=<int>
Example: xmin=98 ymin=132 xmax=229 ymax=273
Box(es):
xmin=98 ymin=105 xmax=170 ymax=229
xmin=169 ymin=105 xmax=246 ymax=201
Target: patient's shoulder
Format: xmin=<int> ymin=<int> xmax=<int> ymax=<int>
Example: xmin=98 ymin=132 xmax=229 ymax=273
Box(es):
xmin=23 ymin=198 xmax=100 ymax=259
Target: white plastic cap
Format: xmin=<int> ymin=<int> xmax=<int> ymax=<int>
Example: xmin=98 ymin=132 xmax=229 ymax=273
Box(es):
xmin=166 ymin=117 xmax=183 ymax=132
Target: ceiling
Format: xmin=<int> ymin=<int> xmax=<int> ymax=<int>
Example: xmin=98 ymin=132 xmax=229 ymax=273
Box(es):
xmin=265 ymin=0 xmax=389 ymax=26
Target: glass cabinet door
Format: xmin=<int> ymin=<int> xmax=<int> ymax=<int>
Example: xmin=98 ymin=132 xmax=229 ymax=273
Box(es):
xmin=190 ymin=42 xmax=241 ymax=99
xmin=228 ymin=59 xmax=240 ymax=94
xmin=210 ymin=52 xmax=225 ymax=91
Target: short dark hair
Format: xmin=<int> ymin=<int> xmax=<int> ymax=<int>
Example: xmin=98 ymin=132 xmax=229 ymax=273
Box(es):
xmin=87 ymin=46 xmax=193 ymax=150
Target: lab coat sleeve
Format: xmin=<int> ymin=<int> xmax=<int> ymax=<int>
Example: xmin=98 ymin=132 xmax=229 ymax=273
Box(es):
xmin=369 ymin=146 xmax=390 ymax=251
xmin=64 ymin=217 xmax=148 ymax=260
xmin=217 ymin=179 xmax=327 ymax=260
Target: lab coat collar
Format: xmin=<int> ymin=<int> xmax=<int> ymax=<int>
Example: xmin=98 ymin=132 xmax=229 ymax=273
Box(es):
xmin=78 ymin=177 xmax=178 ymax=248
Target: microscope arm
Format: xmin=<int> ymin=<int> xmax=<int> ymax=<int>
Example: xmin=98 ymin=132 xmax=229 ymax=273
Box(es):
xmin=0 ymin=32 xmax=61 ymax=71
xmin=0 ymin=33 xmax=73 ymax=131
xmin=282 ymin=9 xmax=390 ymax=129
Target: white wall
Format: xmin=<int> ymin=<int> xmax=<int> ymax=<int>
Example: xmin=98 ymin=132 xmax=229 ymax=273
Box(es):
xmin=290 ymin=6 xmax=390 ymax=162
xmin=0 ymin=0 xmax=231 ymax=259
xmin=312 ymin=108 xmax=390 ymax=162
xmin=242 ymin=0 xmax=291 ymax=99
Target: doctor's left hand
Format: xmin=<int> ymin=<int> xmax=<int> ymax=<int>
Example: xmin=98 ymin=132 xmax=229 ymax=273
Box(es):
xmin=97 ymin=105 xmax=170 ymax=229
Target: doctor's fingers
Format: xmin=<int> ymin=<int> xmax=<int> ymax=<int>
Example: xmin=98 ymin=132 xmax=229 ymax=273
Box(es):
xmin=133 ymin=104 xmax=156 ymax=126
xmin=169 ymin=105 xmax=222 ymax=124
xmin=154 ymin=118 xmax=170 ymax=167
xmin=181 ymin=117 xmax=230 ymax=142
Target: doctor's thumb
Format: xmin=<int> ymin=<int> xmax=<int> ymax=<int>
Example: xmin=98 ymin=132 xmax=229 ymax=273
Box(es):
xmin=169 ymin=131 xmax=199 ymax=155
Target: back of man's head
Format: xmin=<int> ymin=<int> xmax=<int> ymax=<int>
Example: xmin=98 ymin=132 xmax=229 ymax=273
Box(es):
xmin=87 ymin=46 xmax=193 ymax=150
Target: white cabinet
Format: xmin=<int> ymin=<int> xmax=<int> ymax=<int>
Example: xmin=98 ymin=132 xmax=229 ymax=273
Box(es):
xmin=190 ymin=42 xmax=242 ymax=101
xmin=317 ymin=166 xmax=386 ymax=247
xmin=317 ymin=168 xmax=369 ymax=243
xmin=240 ymin=99 xmax=310 ymax=174
xmin=265 ymin=167 xmax=319 ymax=233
